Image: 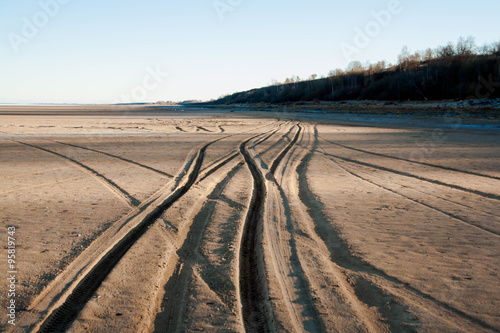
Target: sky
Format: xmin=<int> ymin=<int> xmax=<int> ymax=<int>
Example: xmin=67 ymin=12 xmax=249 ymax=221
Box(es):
xmin=0 ymin=0 xmax=499 ymax=104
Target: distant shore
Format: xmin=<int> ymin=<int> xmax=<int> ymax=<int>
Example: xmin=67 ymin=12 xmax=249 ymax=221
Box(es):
xmin=198 ymin=99 xmax=500 ymax=118
xmin=1 ymin=102 xmax=499 ymax=132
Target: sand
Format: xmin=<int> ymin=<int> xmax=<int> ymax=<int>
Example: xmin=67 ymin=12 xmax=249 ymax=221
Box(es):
xmin=0 ymin=105 xmax=499 ymax=332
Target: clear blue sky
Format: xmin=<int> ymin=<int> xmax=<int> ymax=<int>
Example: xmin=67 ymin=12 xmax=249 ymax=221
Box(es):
xmin=1 ymin=0 xmax=499 ymax=104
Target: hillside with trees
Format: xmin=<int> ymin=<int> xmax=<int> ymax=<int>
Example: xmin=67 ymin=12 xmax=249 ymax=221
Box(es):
xmin=208 ymin=37 xmax=500 ymax=105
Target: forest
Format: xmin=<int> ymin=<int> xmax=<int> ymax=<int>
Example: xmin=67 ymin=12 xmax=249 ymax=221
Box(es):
xmin=208 ymin=37 xmax=500 ymax=105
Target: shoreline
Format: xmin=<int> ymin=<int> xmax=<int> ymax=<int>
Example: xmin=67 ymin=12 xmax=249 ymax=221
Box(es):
xmin=0 ymin=103 xmax=499 ymax=133
xmin=197 ymin=99 xmax=500 ymax=116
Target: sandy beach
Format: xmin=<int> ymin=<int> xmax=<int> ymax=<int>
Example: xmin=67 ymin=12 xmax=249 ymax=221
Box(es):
xmin=1 ymin=105 xmax=499 ymax=332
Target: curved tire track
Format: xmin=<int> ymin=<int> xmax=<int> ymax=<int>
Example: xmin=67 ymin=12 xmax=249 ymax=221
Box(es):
xmin=269 ymin=124 xmax=302 ymax=175
xmin=323 ymin=152 xmax=500 ymax=201
xmin=264 ymin=123 xmax=326 ymax=332
xmin=301 ymin=126 xmax=498 ymax=332
xmin=15 ymin=140 xmax=140 ymax=207
xmin=31 ymin=126 xmax=276 ymax=332
xmin=196 ymin=126 xmax=212 ymax=132
xmin=52 ymin=140 xmax=173 ymax=178
xmin=296 ymin=131 xmax=421 ymax=332
xmin=239 ymin=138 xmax=275 ymax=332
xmin=316 ymin=152 xmax=500 ymax=331
xmin=155 ymin=163 xmax=244 ymax=332
xmin=320 ymin=136 xmax=500 ymax=181
xmin=36 ymin=141 xmax=213 ymax=333
xmin=324 ymin=154 xmax=500 ymax=238
xmin=154 ymin=128 xmax=284 ymax=331
xmin=199 ymin=127 xmax=282 ymax=182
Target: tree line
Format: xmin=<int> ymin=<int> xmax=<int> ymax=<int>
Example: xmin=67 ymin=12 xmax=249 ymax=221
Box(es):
xmin=209 ymin=37 xmax=500 ymax=105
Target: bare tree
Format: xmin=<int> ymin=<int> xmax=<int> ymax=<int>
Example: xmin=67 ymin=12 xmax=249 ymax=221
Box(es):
xmin=410 ymin=51 xmax=422 ymax=63
xmin=436 ymin=42 xmax=455 ymax=58
xmin=374 ymin=61 xmax=387 ymax=72
xmin=398 ymin=46 xmax=411 ymax=70
xmin=456 ymin=36 xmax=476 ymax=56
xmin=493 ymin=41 xmax=500 ymax=55
xmin=328 ymin=68 xmax=344 ymax=77
xmin=271 ymin=78 xmax=281 ymax=85
xmin=346 ymin=61 xmax=364 ymax=73
xmin=424 ymin=48 xmax=434 ymax=61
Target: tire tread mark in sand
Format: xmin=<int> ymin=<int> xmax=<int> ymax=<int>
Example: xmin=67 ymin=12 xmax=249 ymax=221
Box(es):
xmin=323 ymin=154 xmax=500 ymax=238
xmin=36 ymin=142 xmax=212 ymax=333
xmin=239 ymin=138 xmax=275 ymax=333
xmin=298 ymin=131 xmax=423 ymax=332
xmin=156 ymin=129 xmax=278 ymax=330
xmin=16 ymin=141 xmax=140 ymax=207
xmin=323 ymin=152 xmax=500 ymax=201
xmin=270 ymin=125 xmax=302 ymax=175
xmin=318 ymin=154 xmax=500 ymax=331
xmin=254 ymin=129 xmax=279 ymax=146
xmin=53 ymin=140 xmax=173 ymax=178
xmin=199 ymin=128 xmax=279 ymax=182
xmin=267 ymin=123 xmax=326 ymax=332
xmin=255 ymin=126 xmax=294 ymax=156
xmin=154 ymin=164 xmax=243 ymax=332
xmin=199 ymin=153 xmax=239 ymax=182
xmin=321 ymin=137 xmax=500 ymax=181
xmin=196 ymin=126 xmax=212 ymax=132
xmin=156 ymin=129 xmax=279 ymax=330
xmin=175 ymin=126 xmax=186 ymax=132
xmin=304 ymin=127 xmax=499 ymax=332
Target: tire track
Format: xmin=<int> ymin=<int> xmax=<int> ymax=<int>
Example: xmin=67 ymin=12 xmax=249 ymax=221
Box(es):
xmin=319 ymin=136 xmax=500 ymax=181
xmin=322 ymin=152 xmax=500 ymax=201
xmin=269 ymin=125 xmax=302 ymax=175
xmin=296 ymin=135 xmax=422 ymax=332
xmin=198 ymin=133 xmax=269 ymax=181
xmin=52 ymin=140 xmax=173 ymax=178
xmin=15 ymin=140 xmax=140 ymax=207
xmin=30 ymin=126 xmax=273 ymax=332
xmin=323 ymin=154 xmax=500 ymax=238
xmin=253 ymin=125 xmax=294 ymax=156
xmin=316 ymin=153 xmax=500 ymax=331
xmin=232 ymin=123 xmax=318 ymax=331
xmin=199 ymin=127 xmax=282 ymax=182
xmin=292 ymin=126 xmax=402 ymax=332
xmin=264 ymin=123 xmax=325 ymax=332
xmin=154 ymin=128 xmax=282 ymax=331
xmin=254 ymin=128 xmax=280 ymax=146
xmin=199 ymin=152 xmax=240 ymax=181
xmin=301 ymin=126 xmax=498 ymax=332
xmin=36 ymin=141 xmax=213 ymax=333
xmin=285 ymin=126 xmax=380 ymax=332
xmin=24 ymin=134 xmax=229 ymax=330
xmin=196 ymin=126 xmax=212 ymax=132
xmin=239 ymin=138 xmax=275 ymax=332
xmin=154 ymin=164 xmax=243 ymax=332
